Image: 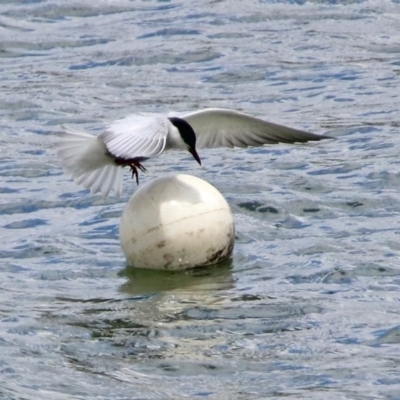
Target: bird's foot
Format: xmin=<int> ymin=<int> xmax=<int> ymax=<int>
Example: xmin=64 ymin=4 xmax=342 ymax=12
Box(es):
xmin=128 ymin=161 xmax=147 ymax=185
xmin=114 ymin=157 xmax=147 ymax=185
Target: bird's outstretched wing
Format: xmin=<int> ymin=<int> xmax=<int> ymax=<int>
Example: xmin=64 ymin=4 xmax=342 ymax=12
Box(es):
xmin=100 ymin=114 xmax=169 ymax=160
xmin=180 ymin=108 xmax=327 ymax=149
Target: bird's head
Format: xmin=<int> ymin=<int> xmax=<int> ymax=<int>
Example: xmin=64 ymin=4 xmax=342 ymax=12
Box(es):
xmin=169 ymin=117 xmax=201 ymax=165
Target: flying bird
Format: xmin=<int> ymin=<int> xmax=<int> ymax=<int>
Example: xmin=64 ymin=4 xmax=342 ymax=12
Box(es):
xmin=55 ymin=108 xmax=328 ymax=197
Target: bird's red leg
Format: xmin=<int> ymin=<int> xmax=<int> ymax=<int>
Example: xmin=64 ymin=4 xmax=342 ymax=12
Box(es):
xmin=130 ymin=164 xmax=139 ymax=185
xmin=114 ymin=158 xmax=147 ymax=185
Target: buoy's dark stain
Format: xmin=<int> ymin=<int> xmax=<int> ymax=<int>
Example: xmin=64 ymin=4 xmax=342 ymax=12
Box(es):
xmin=163 ymin=253 xmax=175 ymax=269
xmin=206 ymin=233 xmax=234 ymax=265
xmin=207 ymin=248 xmax=225 ymax=264
xmin=156 ymin=240 xmax=166 ymax=248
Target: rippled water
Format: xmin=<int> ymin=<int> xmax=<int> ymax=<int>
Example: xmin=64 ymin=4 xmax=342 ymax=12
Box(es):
xmin=1 ymin=0 xmax=400 ymax=398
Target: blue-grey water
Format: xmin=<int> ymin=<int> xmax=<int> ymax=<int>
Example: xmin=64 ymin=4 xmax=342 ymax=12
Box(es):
xmin=1 ymin=0 xmax=400 ymax=399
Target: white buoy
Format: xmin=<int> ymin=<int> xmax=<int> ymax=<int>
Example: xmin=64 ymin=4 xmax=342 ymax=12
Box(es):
xmin=120 ymin=174 xmax=234 ymax=270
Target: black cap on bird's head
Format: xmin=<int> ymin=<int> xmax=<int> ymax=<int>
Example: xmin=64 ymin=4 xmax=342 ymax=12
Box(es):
xmin=169 ymin=117 xmax=201 ymax=165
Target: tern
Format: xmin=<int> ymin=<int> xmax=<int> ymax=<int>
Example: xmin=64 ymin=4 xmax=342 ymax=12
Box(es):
xmin=55 ymin=108 xmax=328 ymax=197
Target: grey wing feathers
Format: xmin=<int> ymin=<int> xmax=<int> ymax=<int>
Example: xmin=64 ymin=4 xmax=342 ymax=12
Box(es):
xmin=100 ymin=115 xmax=169 ymax=160
xmin=181 ymin=108 xmax=327 ymax=149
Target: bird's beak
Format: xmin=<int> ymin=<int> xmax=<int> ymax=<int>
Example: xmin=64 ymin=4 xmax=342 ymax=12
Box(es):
xmin=189 ymin=147 xmax=202 ymax=165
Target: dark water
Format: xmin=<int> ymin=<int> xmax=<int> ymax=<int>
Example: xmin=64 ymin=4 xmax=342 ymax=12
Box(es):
xmin=1 ymin=0 xmax=400 ymax=399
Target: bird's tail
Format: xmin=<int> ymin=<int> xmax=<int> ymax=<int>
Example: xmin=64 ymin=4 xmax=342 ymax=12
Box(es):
xmin=55 ymin=126 xmax=123 ymax=197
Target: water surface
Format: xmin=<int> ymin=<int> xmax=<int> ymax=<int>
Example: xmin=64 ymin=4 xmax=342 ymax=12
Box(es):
xmin=1 ymin=0 xmax=400 ymax=399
